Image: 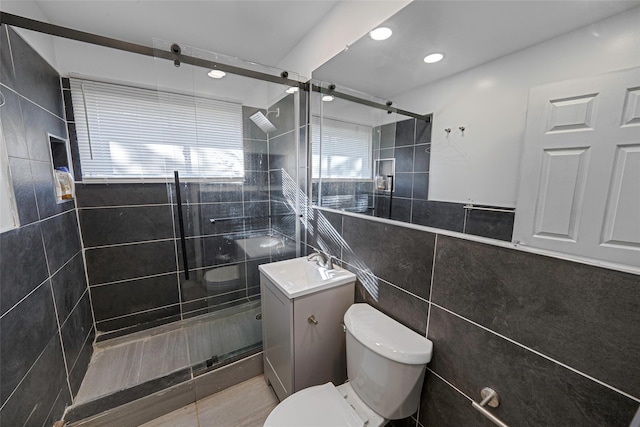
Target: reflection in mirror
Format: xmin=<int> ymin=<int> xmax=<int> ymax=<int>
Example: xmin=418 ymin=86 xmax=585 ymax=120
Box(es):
xmin=312 ymin=1 xmax=640 ymax=266
xmin=310 ymin=84 xmax=514 ymax=241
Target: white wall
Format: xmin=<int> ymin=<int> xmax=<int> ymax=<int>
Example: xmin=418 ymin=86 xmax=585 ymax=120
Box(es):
xmin=277 ymin=0 xmax=411 ymax=80
xmin=394 ymin=7 xmax=640 ymax=207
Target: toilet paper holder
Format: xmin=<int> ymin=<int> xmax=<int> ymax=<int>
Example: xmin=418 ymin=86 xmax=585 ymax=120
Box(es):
xmin=472 ymin=387 xmax=509 ymax=427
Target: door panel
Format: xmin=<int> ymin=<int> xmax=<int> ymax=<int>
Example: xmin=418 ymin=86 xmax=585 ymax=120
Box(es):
xmin=601 ymin=144 xmax=640 ymax=249
xmin=546 ymin=93 xmax=598 ymax=133
xmin=514 ymin=67 xmax=640 ymax=267
xmin=533 ymin=147 xmax=590 ymax=240
xmin=621 ymin=87 xmax=640 ymax=127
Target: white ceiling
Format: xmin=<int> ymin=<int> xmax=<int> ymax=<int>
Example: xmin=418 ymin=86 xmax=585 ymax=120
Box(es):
xmin=313 ymin=1 xmax=640 ymax=99
xmin=4 ymin=0 xmax=638 ymax=102
xmin=4 ymin=0 xmax=340 ymax=67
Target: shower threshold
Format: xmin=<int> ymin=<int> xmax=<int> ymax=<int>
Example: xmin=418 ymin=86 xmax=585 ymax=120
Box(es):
xmin=64 ymin=300 xmax=262 ymax=424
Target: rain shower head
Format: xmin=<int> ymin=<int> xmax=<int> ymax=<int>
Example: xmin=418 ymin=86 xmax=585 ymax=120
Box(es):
xmin=250 ymin=111 xmax=277 ymax=133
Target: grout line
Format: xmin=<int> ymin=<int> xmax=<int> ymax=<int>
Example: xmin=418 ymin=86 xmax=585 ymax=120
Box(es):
xmin=96 ymin=302 xmax=182 ymax=324
xmin=43 ymin=240 xmax=74 ymax=398
xmin=41 ymin=386 xmax=66 ymax=427
xmin=58 ymin=287 xmax=89 ymax=329
xmin=77 ymin=203 xmax=172 ymax=210
xmin=29 ymin=159 xmax=43 ymax=219
xmin=39 ymin=205 xmax=76 ymax=223
xmin=4 ymin=27 xmax=17 ymax=83
xmin=81 ymin=226 xmax=272 ymax=253
xmin=430 ymin=303 xmax=640 ymax=403
xmin=83 ymin=237 xmax=175 ymax=250
xmin=194 ymin=395 xmax=203 ymax=427
xmin=36 ymin=222 xmax=73 ymax=397
xmin=48 ymin=250 xmax=82 ymax=282
xmin=67 ymin=324 xmax=96 ymax=383
xmin=0 ymin=82 xmax=66 ymax=122
xmin=77 ymin=200 xmax=99 ymax=339
xmin=0 ymin=276 xmax=49 ymax=320
xmin=426 ymin=234 xmax=438 ymax=337
xmin=88 ymin=271 xmax=178 ymax=288
xmin=340 ymin=259 xmax=429 ymax=303
xmin=0 ymin=333 xmax=61 ymax=411
xmin=427 ymin=368 xmax=475 ymax=403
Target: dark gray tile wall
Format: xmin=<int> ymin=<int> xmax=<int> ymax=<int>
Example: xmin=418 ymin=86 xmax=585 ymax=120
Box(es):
xmin=75 ymin=182 xmax=182 ymax=337
xmin=0 ymin=25 xmax=93 ymax=425
xmin=373 ymin=118 xmax=435 ymax=223
xmin=303 ymin=207 xmax=640 ymax=427
xmin=72 ymin=99 xmax=300 ymax=337
xmin=432 ymin=236 xmax=640 ymax=399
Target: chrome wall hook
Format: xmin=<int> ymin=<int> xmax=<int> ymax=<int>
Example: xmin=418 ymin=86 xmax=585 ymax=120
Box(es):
xmin=445 ymin=128 xmax=452 ymax=134
xmin=459 ymin=126 xmax=466 ymax=132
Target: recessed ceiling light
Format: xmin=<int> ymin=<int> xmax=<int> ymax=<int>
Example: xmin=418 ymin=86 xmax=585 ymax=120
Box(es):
xmin=286 ymin=87 xmax=299 ymax=94
xmin=208 ymin=69 xmax=226 ymax=79
xmin=322 ymin=95 xmax=334 ymax=102
xmin=370 ymin=27 xmax=392 ymax=41
xmin=424 ymin=53 xmax=444 ymax=64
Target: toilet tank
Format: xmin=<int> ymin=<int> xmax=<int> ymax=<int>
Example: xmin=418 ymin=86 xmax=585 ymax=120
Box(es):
xmin=343 ymin=304 xmax=433 ymax=420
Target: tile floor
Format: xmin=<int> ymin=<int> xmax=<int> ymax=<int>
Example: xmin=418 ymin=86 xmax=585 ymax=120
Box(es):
xmin=140 ymin=375 xmax=278 ymax=427
xmin=75 ymin=301 xmax=262 ymax=404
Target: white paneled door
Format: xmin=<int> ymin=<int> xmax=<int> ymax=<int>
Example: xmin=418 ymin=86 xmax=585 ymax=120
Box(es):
xmin=514 ymin=67 xmax=640 ymax=267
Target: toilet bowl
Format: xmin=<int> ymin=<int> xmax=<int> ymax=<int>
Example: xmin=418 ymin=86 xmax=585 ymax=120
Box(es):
xmin=264 ymin=304 xmax=433 ymax=427
xmin=203 ymin=264 xmax=240 ymax=296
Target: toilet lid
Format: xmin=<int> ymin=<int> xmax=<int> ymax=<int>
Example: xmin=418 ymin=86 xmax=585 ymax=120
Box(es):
xmin=264 ymin=383 xmax=365 ymax=427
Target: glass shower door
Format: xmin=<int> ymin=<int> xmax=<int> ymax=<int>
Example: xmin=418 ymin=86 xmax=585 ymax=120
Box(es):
xmin=152 ymin=39 xmax=303 ymax=374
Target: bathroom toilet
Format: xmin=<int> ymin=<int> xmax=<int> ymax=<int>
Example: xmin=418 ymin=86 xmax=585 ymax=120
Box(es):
xmin=203 ymin=264 xmax=240 ymax=295
xmin=264 ymin=303 xmax=433 ymax=427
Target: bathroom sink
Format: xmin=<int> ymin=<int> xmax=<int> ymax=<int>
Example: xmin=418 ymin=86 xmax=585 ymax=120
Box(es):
xmin=258 ymin=256 xmax=356 ymax=299
xmin=235 ymin=236 xmax=296 ymax=259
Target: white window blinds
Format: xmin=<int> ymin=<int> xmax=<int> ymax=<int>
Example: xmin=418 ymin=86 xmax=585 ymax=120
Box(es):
xmin=70 ymin=79 xmax=244 ymax=180
xmin=311 ymin=116 xmax=373 ymax=179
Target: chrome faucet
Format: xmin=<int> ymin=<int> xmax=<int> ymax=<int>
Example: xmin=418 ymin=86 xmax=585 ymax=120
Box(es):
xmin=307 ymin=250 xmax=335 ymax=270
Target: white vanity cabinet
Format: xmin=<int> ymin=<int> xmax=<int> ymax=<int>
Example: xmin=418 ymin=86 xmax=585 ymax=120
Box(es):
xmin=258 ymin=257 xmax=356 ymax=401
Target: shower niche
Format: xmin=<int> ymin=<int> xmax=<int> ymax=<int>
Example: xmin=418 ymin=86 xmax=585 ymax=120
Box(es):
xmin=374 ymin=158 xmax=395 ymax=192
xmin=48 ymin=134 xmax=75 ymax=202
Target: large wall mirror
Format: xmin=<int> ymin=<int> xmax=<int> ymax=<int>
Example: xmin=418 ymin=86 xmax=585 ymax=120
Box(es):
xmin=311 ymin=1 xmax=640 ymax=268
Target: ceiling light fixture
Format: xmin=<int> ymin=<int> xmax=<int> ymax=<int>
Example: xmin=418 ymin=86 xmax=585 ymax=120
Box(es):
xmin=286 ymin=87 xmax=299 ymax=94
xmin=322 ymin=95 xmax=334 ymax=102
xmin=423 ymin=53 xmax=444 ymax=64
xmin=208 ymin=69 xmax=226 ymax=79
xmin=369 ymin=27 xmax=392 ymax=41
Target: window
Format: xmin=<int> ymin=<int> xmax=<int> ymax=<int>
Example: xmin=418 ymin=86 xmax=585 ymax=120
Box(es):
xmin=71 ymin=79 xmax=243 ymax=180
xmin=311 ymin=116 xmax=372 ymax=179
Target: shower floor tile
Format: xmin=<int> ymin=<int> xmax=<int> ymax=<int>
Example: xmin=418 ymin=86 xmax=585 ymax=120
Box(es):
xmin=75 ymin=340 xmax=147 ymax=404
xmin=74 ymin=301 xmax=262 ymax=406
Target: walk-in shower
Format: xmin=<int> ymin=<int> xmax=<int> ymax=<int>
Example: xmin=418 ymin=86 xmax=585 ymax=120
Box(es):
xmin=0 ymin=12 xmax=305 ymax=420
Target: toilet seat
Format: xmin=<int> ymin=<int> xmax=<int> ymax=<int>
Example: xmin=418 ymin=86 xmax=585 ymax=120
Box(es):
xmin=263 ymin=383 xmax=366 ymax=427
